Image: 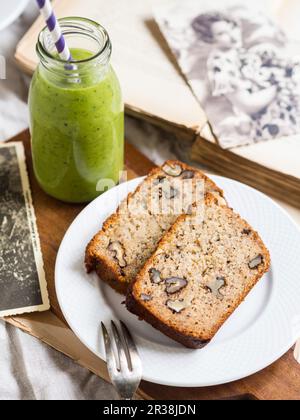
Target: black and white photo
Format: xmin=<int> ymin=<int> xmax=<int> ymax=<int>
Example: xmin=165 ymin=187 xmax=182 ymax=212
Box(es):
xmin=155 ymin=1 xmax=300 ymax=148
xmin=0 ymin=142 xmax=49 ymax=316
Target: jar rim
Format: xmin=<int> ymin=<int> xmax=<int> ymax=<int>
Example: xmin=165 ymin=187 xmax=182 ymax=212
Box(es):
xmin=37 ymin=16 xmax=111 ymax=65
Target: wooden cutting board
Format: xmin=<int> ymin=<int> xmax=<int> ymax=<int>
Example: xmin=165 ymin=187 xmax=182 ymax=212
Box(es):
xmin=4 ymin=129 xmax=300 ymax=400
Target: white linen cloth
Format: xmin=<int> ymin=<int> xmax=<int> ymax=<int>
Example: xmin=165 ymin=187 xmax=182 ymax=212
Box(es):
xmin=0 ymin=8 xmax=179 ymax=400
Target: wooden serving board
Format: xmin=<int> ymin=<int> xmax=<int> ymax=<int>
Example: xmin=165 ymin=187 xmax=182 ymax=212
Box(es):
xmin=5 ymin=130 xmax=300 ymax=400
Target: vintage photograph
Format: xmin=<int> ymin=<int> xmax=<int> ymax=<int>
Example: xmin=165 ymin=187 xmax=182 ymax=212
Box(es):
xmin=155 ymin=2 xmax=300 ymax=148
xmin=0 ymin=143 xmax=49 ymax=317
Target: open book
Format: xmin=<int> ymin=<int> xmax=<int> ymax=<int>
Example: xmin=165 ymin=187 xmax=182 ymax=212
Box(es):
xmin=15 ymin=0 xmax=300 ymax=207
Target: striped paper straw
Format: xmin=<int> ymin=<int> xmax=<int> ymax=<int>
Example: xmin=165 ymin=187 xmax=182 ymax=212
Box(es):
xmin=36 ymin=0 xmax=72 ymax=61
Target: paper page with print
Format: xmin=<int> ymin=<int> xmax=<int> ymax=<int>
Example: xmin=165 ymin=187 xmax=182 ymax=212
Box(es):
xmin=155 ymin=0 xmax=300 ymax=148
xmin=0 ymin=142 xmax=49 ymax=317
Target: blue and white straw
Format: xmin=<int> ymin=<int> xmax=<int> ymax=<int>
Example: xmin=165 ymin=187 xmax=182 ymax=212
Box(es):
xmin=36 ymin=0 xmax=72 ymax=61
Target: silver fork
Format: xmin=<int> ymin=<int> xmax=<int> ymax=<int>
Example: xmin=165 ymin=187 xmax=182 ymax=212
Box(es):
xmin=101 ymin=320 xmax=142 ymax=400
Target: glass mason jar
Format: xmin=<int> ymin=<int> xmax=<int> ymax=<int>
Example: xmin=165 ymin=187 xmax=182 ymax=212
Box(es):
xmin=29 ymin=18 xmax=124 ymax=203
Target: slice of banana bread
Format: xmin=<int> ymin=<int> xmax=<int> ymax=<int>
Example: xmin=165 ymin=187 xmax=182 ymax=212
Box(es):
xmin=85 ymin=161 xmax=225 ymax=294
xmin=126 ymin=194 xmax=270 ymax=348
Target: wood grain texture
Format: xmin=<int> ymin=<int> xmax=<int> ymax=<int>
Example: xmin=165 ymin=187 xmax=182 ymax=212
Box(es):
xmin=4 ymin=130 xmax=300 ymax=400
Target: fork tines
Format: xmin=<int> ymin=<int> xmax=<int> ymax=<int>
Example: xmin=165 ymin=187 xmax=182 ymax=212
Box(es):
xmin=101 ymin=320 xmax=142 ymax=399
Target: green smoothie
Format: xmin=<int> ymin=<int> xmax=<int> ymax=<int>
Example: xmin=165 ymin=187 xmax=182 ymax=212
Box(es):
xmin=29 ymin=48 xmax=124 ymax=203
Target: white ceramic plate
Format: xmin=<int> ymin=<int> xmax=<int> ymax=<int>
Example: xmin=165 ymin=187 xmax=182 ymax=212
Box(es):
xmin=0 ymin=0 xmax=29 ymax=32
xmin=55 ymin=175 xmax=300 ymax=387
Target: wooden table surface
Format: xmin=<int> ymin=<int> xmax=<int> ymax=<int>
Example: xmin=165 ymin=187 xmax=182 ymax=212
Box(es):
xmin=5 ymin=129 xmax=300 ymax=400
